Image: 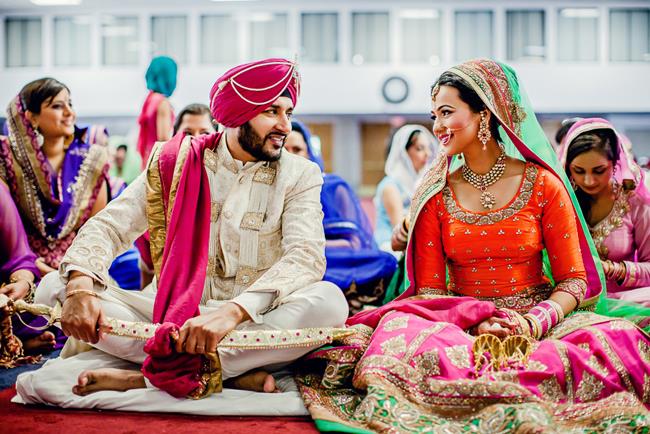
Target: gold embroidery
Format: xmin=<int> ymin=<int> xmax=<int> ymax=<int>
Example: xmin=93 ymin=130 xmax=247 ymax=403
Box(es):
xmin=527 ymin=359 xmax=548 ymax=372
xmin=412 ymin=349 xmax=441 ymax=376
xmin=382 ymin=316 xmax=409 ymax=332
xmin=380 ymin=334 xmax=407 ymax=357
xmin=610 ymin=320 xmax=636 ymax=331
xmin=235 ymin=266 xmax=259 ymax=286
xmin=460 ymin=284 xmax=552 ymax=313
xmin=553 ymin=341 xmax=574 ymax=402
xmin=204 ymin=148 xmax=218 ymax=172
xmin=442 ymin=164 xmax=538 ymax=226
xmin=253 ymin=165 xmax=277 ymax=185
xmin=639 ymin=340 xmax=650 ymax=364
xmin=644 ymin=374 xmax=650 ymax=403
xmin=545 ymin=312 xmax=611 ymax=340
xmin=576 ymin=373 xmax=604 ymax=402
xmin=145 ymin=144 xmax=166 ymax=278
xmin=240 ymin=211 xmax=265 ymax=231
xmin=577 ymin=343 xmax=591 ymax=352
xmin=402 ymin=323 xmax=447 ymax=361
xmin=207 ymin=256 xmax=225 ymax=277
xmin=589 ymin=185 xmax=630 ymax=258
xmin=553 ymin=277 xmax=587 ymax=305
xmin=586 ymin=326 xmax=635 ymax=394
xmin=538 ymin=376 xmax=564 ymax=402
xmin=444 ymin=345 xmax=471 ymax=369
xmin=586 ymin=355 xmax=609 ymax=377
xmin=210 ymin=202 xmax=221 ymax=222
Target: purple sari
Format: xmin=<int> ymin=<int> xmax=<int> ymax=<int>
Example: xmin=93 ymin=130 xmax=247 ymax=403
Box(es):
xmin=0 ymin=97 xmax=109 ymax=269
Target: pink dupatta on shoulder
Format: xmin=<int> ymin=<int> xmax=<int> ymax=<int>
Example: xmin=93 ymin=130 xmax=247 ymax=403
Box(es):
xmin=141 ymin=131 xmax=221 ymax=398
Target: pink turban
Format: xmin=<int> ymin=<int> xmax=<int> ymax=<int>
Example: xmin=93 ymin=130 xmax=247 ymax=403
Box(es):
xmin=209 ymin=58 xmax=300 ymax=128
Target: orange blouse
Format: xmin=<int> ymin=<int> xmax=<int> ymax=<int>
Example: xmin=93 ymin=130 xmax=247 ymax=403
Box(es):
xmin=412 ymin=163 xmax=586 ymax=310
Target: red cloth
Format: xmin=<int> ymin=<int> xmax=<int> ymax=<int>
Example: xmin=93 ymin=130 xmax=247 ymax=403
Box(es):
xmin=141 ymin=131 xmax=220 ymax=398
xmin=209 ymin=58 xmax=300 ymax=128
xmin=0 ymin=387 xmax=317 ymax=434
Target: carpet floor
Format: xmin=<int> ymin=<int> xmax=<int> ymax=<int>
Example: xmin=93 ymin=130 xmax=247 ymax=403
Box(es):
xmin=0 ymin=386 xmax=318 ymax=434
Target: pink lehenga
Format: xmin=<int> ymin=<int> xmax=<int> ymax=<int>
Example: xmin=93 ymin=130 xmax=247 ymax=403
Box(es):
xmin=296 ymin=60 xmax=650 ymax=433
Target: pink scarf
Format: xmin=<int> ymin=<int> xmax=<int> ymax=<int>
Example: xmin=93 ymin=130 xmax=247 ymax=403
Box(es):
xmin=141 ymin=131 xmax=220 ymax=398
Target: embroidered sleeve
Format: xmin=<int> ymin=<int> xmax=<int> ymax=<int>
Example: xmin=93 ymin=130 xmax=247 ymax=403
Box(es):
xmin=539 ymin=170 xmax=587 ymax=304
xmin=59 ymin=173 xmax=149 ymax=288
xmin=412 ymin=195 xmax=446 ymax=294
xmin=622 ymin=194 xmax=650 ymax=288
xmin=244 ymin=163 xmax=327 ymax=307
xmin=553 ymin=277 xmax=587 ymax=305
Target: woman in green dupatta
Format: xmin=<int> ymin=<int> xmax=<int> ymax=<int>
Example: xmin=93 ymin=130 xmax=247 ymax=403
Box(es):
xmin=297 ymin=59 xmax=650 ymax=433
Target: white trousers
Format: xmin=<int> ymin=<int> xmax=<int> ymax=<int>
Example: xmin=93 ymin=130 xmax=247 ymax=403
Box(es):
xmin=35 ymin=272 xmax=348 ymax=381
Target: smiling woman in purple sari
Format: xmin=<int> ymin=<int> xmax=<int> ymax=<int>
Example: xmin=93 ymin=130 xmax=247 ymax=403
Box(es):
xmin=297 ymin=60 xmax=650 ymax=433
xmin=0 ymin=78 xmax=110 ymax=274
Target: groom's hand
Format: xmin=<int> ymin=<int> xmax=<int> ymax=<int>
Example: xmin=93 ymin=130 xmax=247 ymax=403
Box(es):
xmin=176 ymin=302 xmax=250 ymax=355
xmin=61 ymin=272 xmax=106 ymax=344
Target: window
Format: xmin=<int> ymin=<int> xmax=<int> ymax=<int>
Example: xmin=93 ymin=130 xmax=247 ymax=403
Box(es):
xmin=507 ymin=10 xmax=545 ymax=61
xmin=301 ymin=13 xmax=338 ymax=63
xmin=455 ymin=11 xmax=493 ymax=61
xmin=101 ymin=15 xmax=139 ymax=66
xmin=610 ymin=9 xmax=650 ymax=62
xmin=400 ymin=9 xmax=441 ymax=64
xmin=200 ymin=15 xmax=238 ymax=64
xmin=557 ymin=8 xmax=599 ymax=62
xmin=351 ymin=12 xmax=389 ymax=64
xmin=151 ymin=16 xmax=187 ymax=64
xmin=5 ymin=17 xmax=42 ymax=67
xmin=249 ymin=13 xmax=289 ymax=59
xmin=54 ymin=16 xmax=91 ymax=67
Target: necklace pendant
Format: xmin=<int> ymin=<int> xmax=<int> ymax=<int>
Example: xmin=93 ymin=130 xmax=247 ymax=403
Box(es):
xmin=480 ymin=191 xmax=496 ymax=210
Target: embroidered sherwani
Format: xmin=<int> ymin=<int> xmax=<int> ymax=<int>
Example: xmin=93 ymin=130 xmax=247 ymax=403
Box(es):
xmin=35 ymin=135 xmax=348 ymax=380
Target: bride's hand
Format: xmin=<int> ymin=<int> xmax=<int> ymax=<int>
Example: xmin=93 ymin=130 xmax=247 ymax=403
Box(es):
xmin=474 ymin=316 xmax=517 ymax=338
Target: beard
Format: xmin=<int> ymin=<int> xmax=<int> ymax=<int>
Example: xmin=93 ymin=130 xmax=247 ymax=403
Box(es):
xmin=238 ymin=122 xmax=286 ymax=162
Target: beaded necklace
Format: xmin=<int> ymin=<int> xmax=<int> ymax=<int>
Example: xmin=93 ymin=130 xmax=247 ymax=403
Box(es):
xmin=461 ymin=149 xmax=506 ymax=210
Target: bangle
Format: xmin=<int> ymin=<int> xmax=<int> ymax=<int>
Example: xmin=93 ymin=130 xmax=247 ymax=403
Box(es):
xmin=9 ymin=276 xmax=36 ymax=302
xmin=65 ymin=289 xmax=99 ymax=299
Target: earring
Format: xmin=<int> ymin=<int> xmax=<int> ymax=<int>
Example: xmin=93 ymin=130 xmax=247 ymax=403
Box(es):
xmin=570 ymin=178 xmax=578 ymax=191
xmin=32 ymin=124 xmax=44 ymax=148
xmin=478 ymin=112 xmax=491 ymax=151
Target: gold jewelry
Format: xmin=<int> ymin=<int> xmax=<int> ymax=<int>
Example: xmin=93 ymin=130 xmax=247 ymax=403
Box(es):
xmin=477 ymin=111 xmax=491 ymax=150
xmin=65 ymin=289 xmax=99 ymax=299
xmin=461 ymin=148 xmax=506 ymax=210
xmin=8 ymin=277 xmax=36 ymax=303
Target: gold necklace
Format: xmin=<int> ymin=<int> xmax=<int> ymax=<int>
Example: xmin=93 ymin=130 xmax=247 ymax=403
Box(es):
xmin=461 ymin=151 xmax=506 ymax=210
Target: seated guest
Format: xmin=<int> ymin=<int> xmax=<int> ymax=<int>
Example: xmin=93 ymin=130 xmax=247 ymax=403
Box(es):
xmin=0 ymin=78 xmax=110 ymax=276
xmin=34 ymin=58 xmax=347 ymax=398
xmin=0 ymin=181 xmax=64 ymax=356
xmin=560 ymin=118 xmax=650 ymax=306
xmin=173 ymin=103 xmax=217 ymax=136
xmin=286 ymin=121 xmax=397 ymax=311
xmin=373 ymin=124 xmax=436 ymax=255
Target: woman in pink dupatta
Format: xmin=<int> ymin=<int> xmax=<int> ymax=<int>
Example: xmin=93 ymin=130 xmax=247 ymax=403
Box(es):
xmin=560 ymin=118 xmax=650 ymax=307
xmin=297 ymin=60 xmax=650 ymax=433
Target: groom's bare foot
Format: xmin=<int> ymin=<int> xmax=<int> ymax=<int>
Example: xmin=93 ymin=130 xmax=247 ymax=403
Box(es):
xmin=23 ymin=331 xmax=56 ymax=354
xmin=224 ymin=370 xmax=277 ymax=393
xmin=72 ymin=368 xmax=146 ymax=396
